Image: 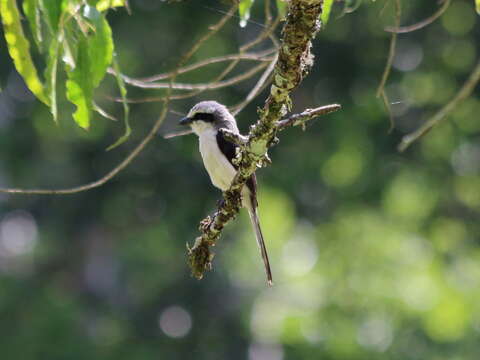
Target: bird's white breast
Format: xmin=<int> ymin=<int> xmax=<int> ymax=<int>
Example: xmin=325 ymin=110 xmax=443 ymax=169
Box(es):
xmin=195 ymin=126 xmax=236 ymax=191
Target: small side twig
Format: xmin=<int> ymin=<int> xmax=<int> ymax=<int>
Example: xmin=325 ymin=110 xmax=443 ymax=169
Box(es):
xmin=398 ymin=58 xmax=480 ymax=152
xmin=276 ymin=104 xmax=341 ymax=130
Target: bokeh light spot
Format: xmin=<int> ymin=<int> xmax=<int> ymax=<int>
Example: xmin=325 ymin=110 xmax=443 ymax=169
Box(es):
xmin=424 ymin=295 xmax=469 ymax=342
xmin=441 ymin=1 xmax=476 ymax=36
xmin=393 ymin=40 xmax=423 ymax=72
xmin=442 ymin=39 xmax=475 ymax=71
xmin=322 ymin=147 xmax=365 ymax=187
xmin=357 ymin=316 xmax=393 ymax=352
xmin=248 ymin=343 xmax=284 ymax=360
xmin=0 ymin=210 xmax=38 ymax=257
xmin=454 ymin=176 xmax=480 ymax=209
xmin=383 ymin=171 xmax=438 ymax=221
xmin=281 ymin=236 xmax=318 ymax=277
xmin=158 ymin=306 xmax=192 ymax=338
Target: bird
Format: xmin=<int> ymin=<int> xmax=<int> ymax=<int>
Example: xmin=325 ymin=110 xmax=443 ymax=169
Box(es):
xmin=179 ymin=101 xmax=273 ymax=285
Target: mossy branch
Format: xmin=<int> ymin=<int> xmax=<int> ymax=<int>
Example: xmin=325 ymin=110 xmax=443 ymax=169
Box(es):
xmin=187 ymin=0 xmax=331 ymax=281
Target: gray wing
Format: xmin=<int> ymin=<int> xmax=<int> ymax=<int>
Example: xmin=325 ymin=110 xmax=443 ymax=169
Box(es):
xmin=216 ymin=131 xmax=257 ymax=206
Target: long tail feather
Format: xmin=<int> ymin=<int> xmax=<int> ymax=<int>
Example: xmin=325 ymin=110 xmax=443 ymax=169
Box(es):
xmin=248 ymin=207 xmax=273 ymax=286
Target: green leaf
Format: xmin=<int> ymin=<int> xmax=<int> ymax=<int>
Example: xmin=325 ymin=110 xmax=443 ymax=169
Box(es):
xmin=276 ymin=0 xmax=287 ymax=19
xmin=45 ymin=36 xmax=60 ymax=121
xmin=106 ymin=54 xmax=131 ymax=151
xmin=22 ymin=0 xmax=43 ymax=50
xmin=0 ymin=0 xmax=49 ymax=105
xmin=65 ymin=6 xmax=114 ymax=129
xmin=96 ymin=0 xmax=125 ymax=12
xmin=66 ymin=37 xmax=93 ymax=129
xmin=239 ymin=0 xmax=255 ymax=28
xmin=476 ymin=0 xmax=480 ymax=14
xmin=38 ymin=0 xmax=63 ymax=34
xmin=321 ymin=0 xmax=334 ymax=25
xmin=83 ymin=6 xmax=113 ymax=86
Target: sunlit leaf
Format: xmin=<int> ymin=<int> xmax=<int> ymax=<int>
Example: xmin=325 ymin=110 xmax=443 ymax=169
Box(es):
xmin=96 ymin=0 xmax=125 ymax=12
xmin=321 ymin=0 xmax=334 ymax=25
xmin=66 ymin=6 xmax=113 ymax=129
xmin=239 ymin=0 xmax=255 ymax=28
xmin=106 ymin=54 xmax=131 ymax=150
xmin=476 ymin=0 xmax=480 ymax=14
xmin=83 ymin=6 xmax=113 ymax=87
xmin=22 ymin=0 xmax=43 ymax=51
xmin=0 ymin=0 xmax=49 ymax=105
xmin=276 ymin=0 xmax=287 ymax=18
xmin=66 ymin=37 xmax=93 ymax=129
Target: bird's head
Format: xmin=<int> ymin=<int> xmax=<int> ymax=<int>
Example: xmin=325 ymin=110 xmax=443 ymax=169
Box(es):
xmin=179 ymin=101 xmax=238 ymax=135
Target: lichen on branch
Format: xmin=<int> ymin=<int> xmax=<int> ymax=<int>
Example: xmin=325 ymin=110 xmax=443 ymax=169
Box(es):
xmin=188 ymin=0 xmax=327 ymax=280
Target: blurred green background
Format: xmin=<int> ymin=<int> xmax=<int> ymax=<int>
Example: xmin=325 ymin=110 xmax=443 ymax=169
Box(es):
xmin=1 ymin=0 xmax=480 ymax=359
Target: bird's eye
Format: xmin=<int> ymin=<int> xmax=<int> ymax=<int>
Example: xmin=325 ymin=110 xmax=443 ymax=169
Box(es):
xmin=193 ymin=113 xmax=215 ymax=122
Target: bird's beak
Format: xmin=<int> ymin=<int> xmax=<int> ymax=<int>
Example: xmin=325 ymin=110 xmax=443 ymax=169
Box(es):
xmin=179 ymin=116 xmax=192 ymax=126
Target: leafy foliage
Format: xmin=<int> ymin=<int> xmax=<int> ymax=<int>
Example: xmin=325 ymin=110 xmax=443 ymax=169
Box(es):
xmin=65 ymin=5 xmax=114 ymax=129
xmin=0 ymin=0 xmax=127 ymax=132
xmin=0 ymin=0 xmax=49 ymax=105
xmin=276 ymin=0 xmax=287 ymax=18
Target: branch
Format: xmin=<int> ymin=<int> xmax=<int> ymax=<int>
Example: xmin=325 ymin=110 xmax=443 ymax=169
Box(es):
xmin=276 ymin=104 xmax=341 ymax=130
xmin=398 ymin=58 xmax=480 ymax=152
xmin=385 ymin=0 xmax=450 ymax=34
xmin=110 ymin=49 xmax=276 ymax=83
xmin=187 ymin=0 xmax=326 ymax=281
xmin=230 ymin=54 xmax=278 ymax=115
xmin=164 ymin=103 xmax=341 ymax=141
xmin=109 ymin=16 xmax=281 ymax=104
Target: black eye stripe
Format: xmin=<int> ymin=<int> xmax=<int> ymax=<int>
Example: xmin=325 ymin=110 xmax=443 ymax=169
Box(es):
xmin=192 ymin=112 xmax=215 ymax=122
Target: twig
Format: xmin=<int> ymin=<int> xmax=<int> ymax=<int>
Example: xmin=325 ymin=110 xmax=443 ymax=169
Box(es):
xmin=112 ymin=16 xmax=281 ymax=104
xmin=276 ymin=104 xmax=341 ymax=130
xmin=0 ymin=4 xmax=238 ymax=195
xmin=108 ymin=49 xmax=276 ymax=83
xmin=380 ymin=90 xmax=395 ymax=133
xmin=240 ymin=17 xmax=281 ymax=52
xmin=120 ymin=62 xmax=269 ymax=90
xmin=163 ymin=129 xmax=193 ymax=139
xmin=188 ymin=0 xmax=325 ymax=281
xmin=398 ymin=58 xmax=480 ymax=152
xmin=385 ymin=0 xmax=450 ymax=34
xmin=376 ymin=0 xmax=400 ymax=98
xmin=231 ymin=55 xmax=278 ymax=115
xmin=376 ymin=0 xmax=401 ymax=132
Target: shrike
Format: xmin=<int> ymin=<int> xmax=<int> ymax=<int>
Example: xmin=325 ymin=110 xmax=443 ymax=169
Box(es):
xmin=180 ymin=101 xmax=273 ymax=285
